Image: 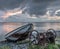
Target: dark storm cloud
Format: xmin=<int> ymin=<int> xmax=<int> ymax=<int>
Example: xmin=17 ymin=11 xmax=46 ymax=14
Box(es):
xmin=0 ymin=0 xmax=25 ymax=9
xmin=0 ymin=0 xmax=59 ymax=16
xmin=23 ymin=0 xmax=56 ymax=16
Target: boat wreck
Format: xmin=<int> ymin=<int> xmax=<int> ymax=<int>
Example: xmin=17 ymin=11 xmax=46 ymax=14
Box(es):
xmin=5 ymin=23 xmax=33 ymax=42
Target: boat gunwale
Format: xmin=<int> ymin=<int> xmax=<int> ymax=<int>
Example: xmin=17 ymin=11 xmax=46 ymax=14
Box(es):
xmin=5 ymin=23 xmax=33 ymax=38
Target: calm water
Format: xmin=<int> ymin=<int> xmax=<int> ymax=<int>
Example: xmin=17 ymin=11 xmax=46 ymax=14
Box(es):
xmin=0 ymin=22 xmax=60 ymax=41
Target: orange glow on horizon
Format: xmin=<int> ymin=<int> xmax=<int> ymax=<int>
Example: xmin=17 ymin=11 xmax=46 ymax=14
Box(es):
xmin=2 ymin=7 xmax=27 ymax=19
xmin=2 ymin=10 xmax=22 ymax=19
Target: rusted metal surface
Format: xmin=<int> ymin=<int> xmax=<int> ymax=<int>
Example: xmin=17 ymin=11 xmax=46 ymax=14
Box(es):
xmin=29 ymin=29 xmax=57 ymax=46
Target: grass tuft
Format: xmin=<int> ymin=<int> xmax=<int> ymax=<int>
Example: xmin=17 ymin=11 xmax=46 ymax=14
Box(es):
xmin=0 ymin=46 xmax=11 ymax=49
xmin=28 ymin=44 xmax=60 ymax=49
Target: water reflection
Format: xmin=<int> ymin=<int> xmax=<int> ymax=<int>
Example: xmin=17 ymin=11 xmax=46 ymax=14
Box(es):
xmin=0 ymin=22 xmax=60 ymax=41
xmin=34 ymin=22 xmax=60 ymax=32
xmin=3 ymin=23 xmax=24 ymax=33
xmin=1 ymin=22 xmax=60 ymax=33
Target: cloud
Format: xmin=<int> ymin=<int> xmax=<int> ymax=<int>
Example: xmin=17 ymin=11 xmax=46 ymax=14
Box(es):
xmin=0 ymin=0 xmax=57 ymax=16
xmin=54 ymin=9 xmax=60 ymax=16
xmin=46 ymin=0 xmax=60 ymax=16
xmin=3 ymin=13 xmax=60 ymax=22
xmin=0 ymin=0 xmax=25 ymax=9
xmin=1 ymin=7 xmax=27 ymax=19
xmin=0 ymin=0 xmax=60 ymax=22
xmin=23 ymin=0 xmax=56 ymax=16
xmin=0 ymin=11 xmax=5 ymax=16
xmin=56 ymin=12 xmax=60 ymax=16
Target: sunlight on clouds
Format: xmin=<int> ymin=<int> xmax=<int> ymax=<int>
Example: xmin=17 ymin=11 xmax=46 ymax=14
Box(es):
xmin=31 ymin=17 xmax=37 ymax=19
xmin=45 ymin=10 xmax=60 ymax=20
xmin=47 ymin=16 xmax=60 ymax=20
xmin=1 ymin=7 xmax=60 ymax=22
xmin=2 ymin=7 xmax=27 ymax=19
xmin=46 ymin=10 xmax=50 ymax=16
xmin=3 ymin=10 xmax=22 ymax=19
xmin=55 ymin=9 xmax=60 ymax=14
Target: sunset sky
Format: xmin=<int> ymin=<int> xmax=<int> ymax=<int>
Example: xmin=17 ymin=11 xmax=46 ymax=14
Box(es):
xmin=0 ymin=0 xmax=60 ymax=22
